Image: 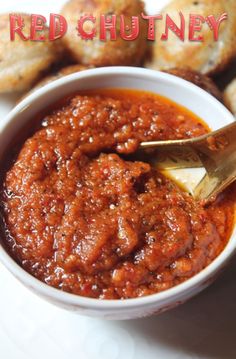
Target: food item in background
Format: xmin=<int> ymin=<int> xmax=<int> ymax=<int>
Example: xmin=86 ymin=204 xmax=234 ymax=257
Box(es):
xmin=223 ymin=78 xmax=236 ymax=116
xmin=1 ymin=89 xmax=234 ymax=300
xmin=61 ymin=0 xmax=147 ymax=66
xmin=165 ymin=68 xmax=222 ymax=102
xmin=146 ymin=0 xmax=236 ymax=75
xmin=0 ymin=14 xmax=61 ymax=93
xmin=22 ymin=64 xmax=94 ymax=99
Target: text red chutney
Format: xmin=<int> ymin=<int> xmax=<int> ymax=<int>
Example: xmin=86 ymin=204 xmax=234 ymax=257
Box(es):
xmin=1 ymin=90 xmax=235 ymax=299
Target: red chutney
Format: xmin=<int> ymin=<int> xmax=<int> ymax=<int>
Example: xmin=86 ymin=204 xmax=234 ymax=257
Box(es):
xmin=1 ymin=90 xmax=235 ymax=299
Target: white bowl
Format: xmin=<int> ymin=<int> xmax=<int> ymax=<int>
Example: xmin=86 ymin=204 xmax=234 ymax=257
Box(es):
xmin=0 ymin=67 xmax=235 ymax=320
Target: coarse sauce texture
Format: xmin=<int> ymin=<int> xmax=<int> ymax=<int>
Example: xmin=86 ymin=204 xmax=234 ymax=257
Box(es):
xmin=1 ymin=90 xmax=235 ymax=299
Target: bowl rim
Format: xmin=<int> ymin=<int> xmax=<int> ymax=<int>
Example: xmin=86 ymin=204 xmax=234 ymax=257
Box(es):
xmin=0 ymin=66 xmax=235 ymax=311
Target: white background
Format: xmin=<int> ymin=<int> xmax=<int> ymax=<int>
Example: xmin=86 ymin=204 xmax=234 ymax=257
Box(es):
xmin=0 ymin=1 xmax=236 ymax=358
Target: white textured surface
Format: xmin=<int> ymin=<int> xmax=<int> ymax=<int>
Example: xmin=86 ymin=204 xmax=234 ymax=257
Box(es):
xmin=0 ymin=1 xmax=236 ymax=358
xmin=1 ymin=260 xmax=236 ymax=358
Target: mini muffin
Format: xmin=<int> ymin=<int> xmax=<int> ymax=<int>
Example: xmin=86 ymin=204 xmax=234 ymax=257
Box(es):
xmin=0 ymin=14 xmax=61 ymax=93
xmin=223 ymin=78 xmax=236 ymax=115
xmin=61 ymin=0 xmax=147 ymax=66
xmin=21 ymin=64 xmax=93 ymax=99
xmin=147 ymin=0 xmax=236 ymax=75
xmin=165 ymin=68 xmax=223 ymax=102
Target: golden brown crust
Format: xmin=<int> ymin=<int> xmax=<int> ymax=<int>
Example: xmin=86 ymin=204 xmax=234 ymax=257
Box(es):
xmin=146 ymin=0 xmax=236 ymax=75
xmin=0 ymin=14 xmax=61 ymax=93
xmin=223 ymin=78 xmax=236 ymax=115
xmin=61 ymin=0 xmax=148 ymax=66
xmin=165 ymin=68 xmax=223 ymax=102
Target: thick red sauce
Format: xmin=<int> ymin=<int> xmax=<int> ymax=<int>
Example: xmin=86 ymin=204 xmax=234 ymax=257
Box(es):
xmin=1 ymin=90 xmax=235 ymax=299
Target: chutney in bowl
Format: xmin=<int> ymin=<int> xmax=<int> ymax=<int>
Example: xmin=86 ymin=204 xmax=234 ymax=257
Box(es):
xmin=0 ymin=67 xmax=235 ymax=319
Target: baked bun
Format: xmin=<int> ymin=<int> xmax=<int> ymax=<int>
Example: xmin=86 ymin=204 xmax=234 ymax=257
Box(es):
xmin=0 ymin=14 xmax=60 ymax=93
xmin=223 ymin=78 xmax=236 ymax=115
xmin=147 ymin=0 xmax=236 ymax=75
xmin=61 ymin=0 xmax=148 ymax=66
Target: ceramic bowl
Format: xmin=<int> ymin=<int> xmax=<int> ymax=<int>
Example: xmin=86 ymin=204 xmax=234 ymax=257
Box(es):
xmin=0 ymin=67 xmax=235 ymax=320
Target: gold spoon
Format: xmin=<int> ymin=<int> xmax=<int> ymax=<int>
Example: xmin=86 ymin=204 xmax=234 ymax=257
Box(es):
xmin=138 ymin=121 xmax=236 ymax=203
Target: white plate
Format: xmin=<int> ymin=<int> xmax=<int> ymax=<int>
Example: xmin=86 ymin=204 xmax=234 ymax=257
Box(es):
xmin=0 ymin=1 xmax=236 ymax=358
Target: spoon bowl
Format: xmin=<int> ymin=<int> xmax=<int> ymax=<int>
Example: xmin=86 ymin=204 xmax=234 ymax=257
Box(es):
xmin=140 ymin=121 xmax=236 ymax=202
